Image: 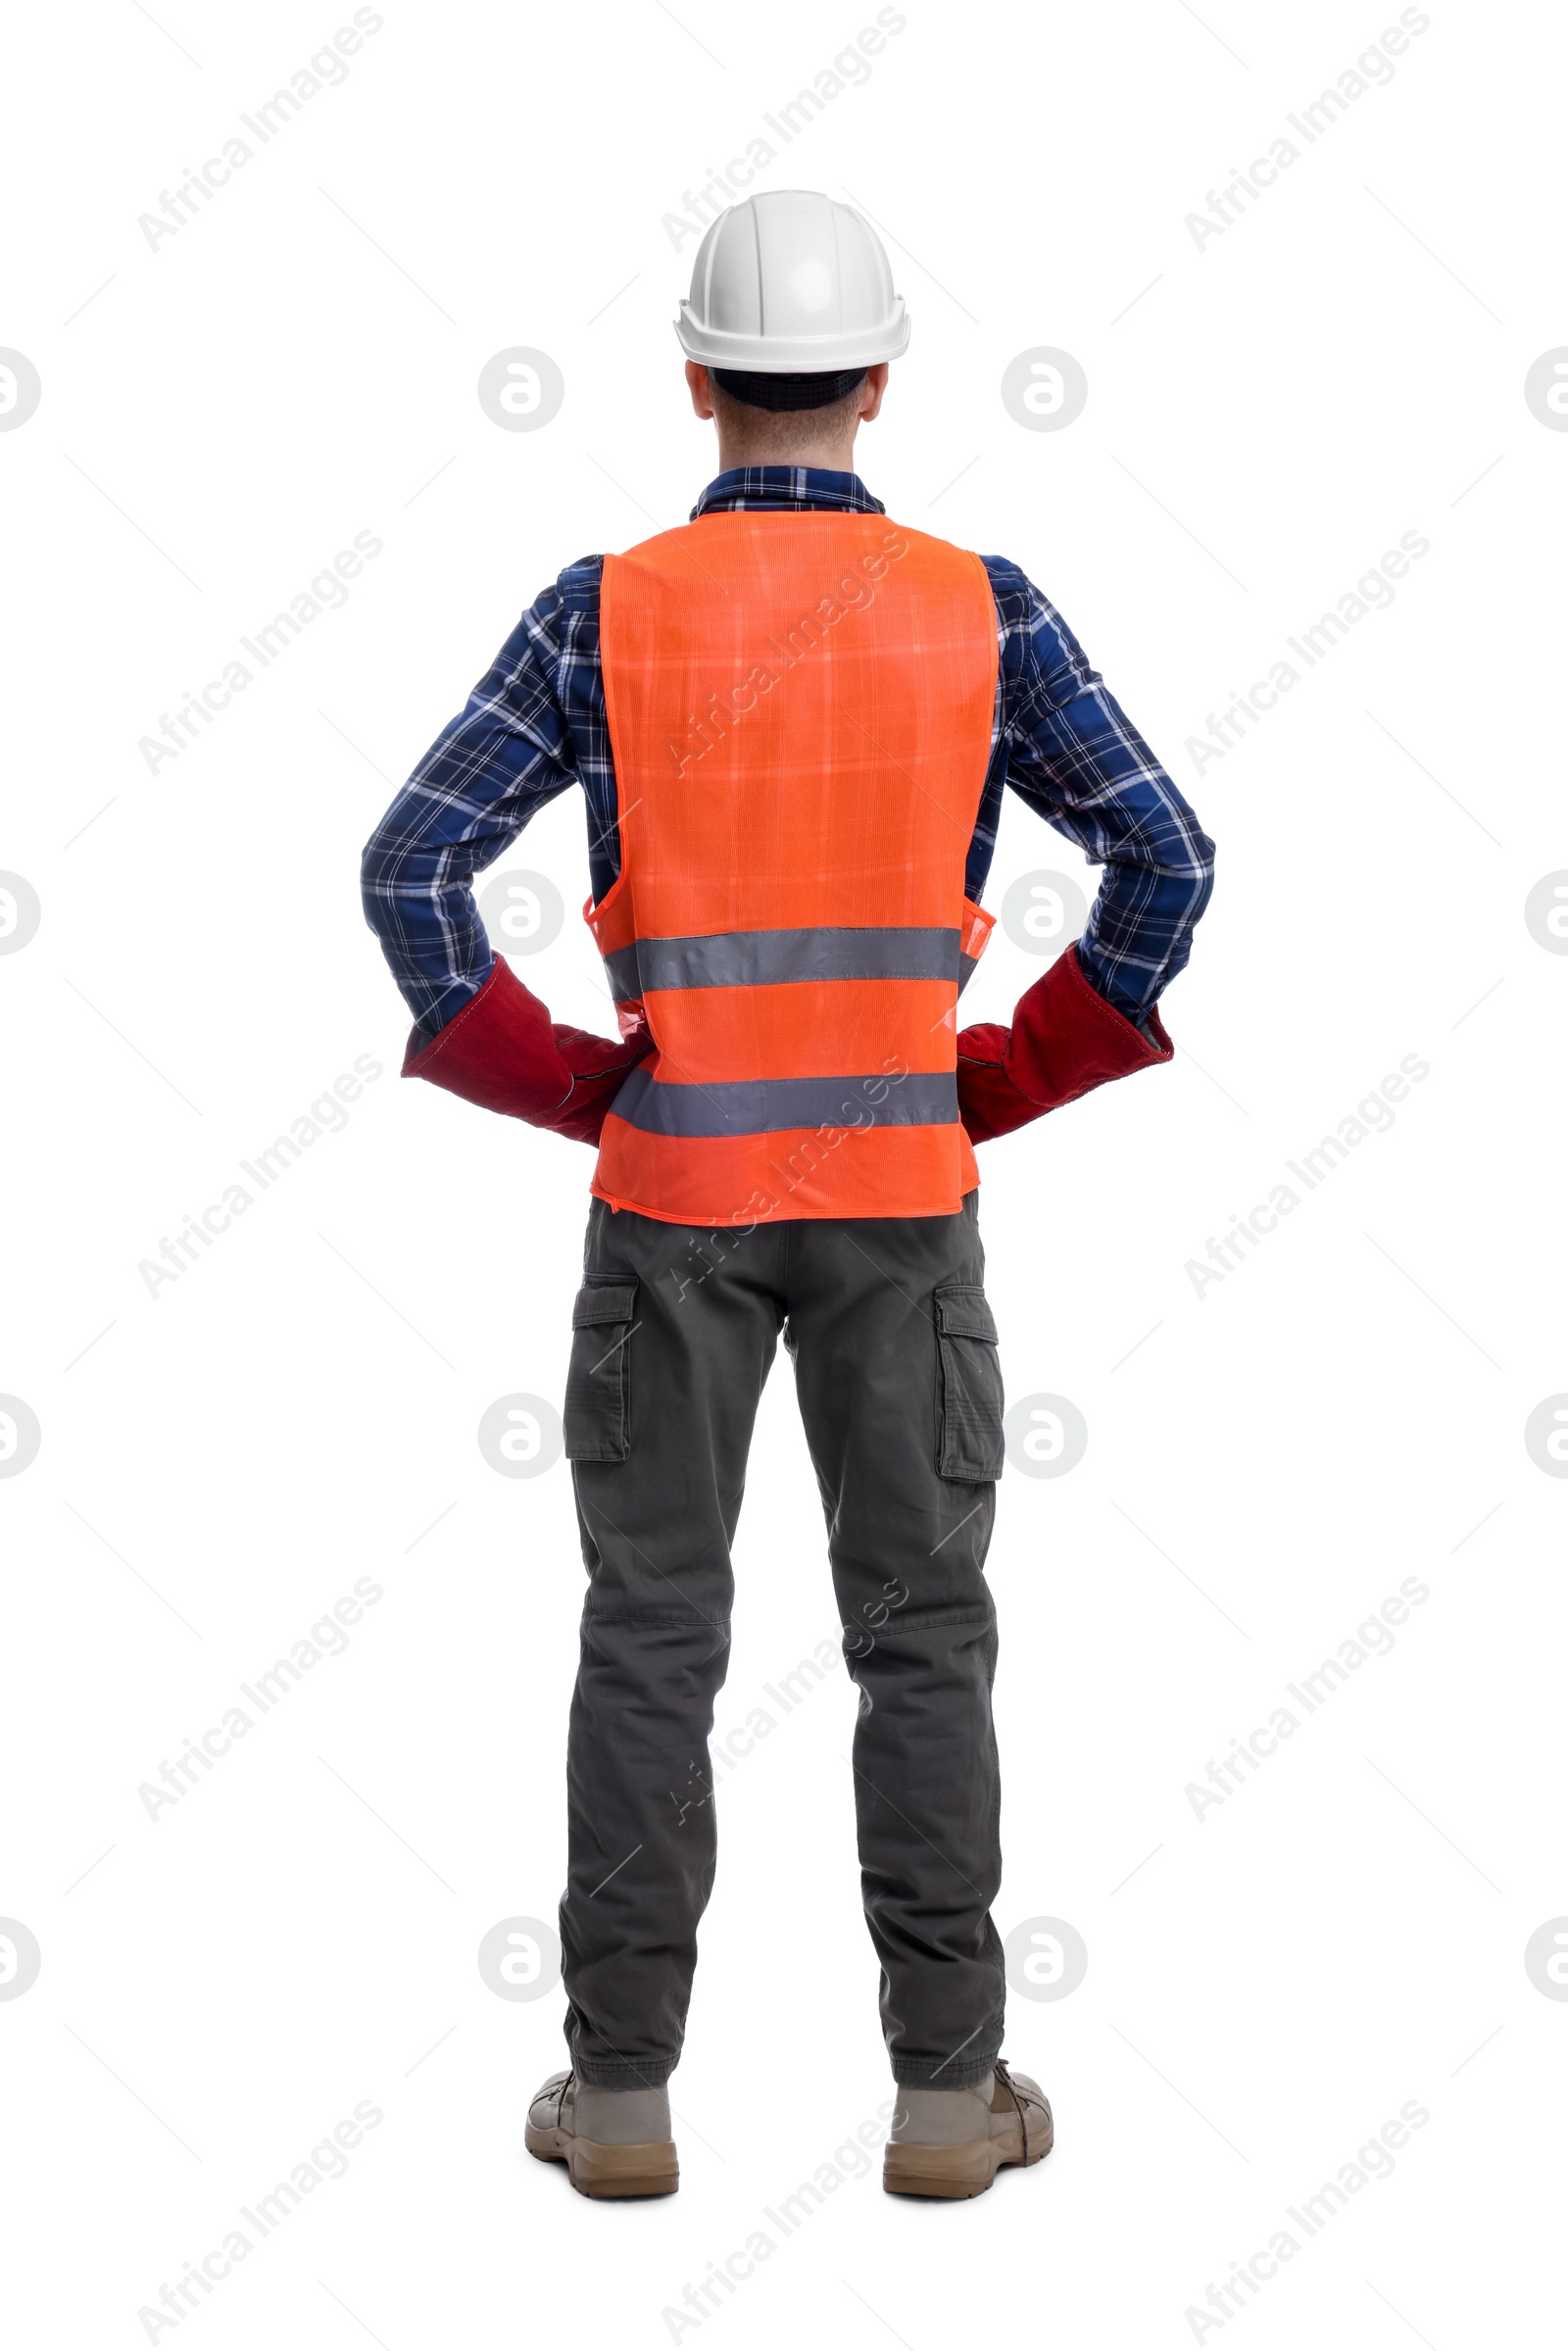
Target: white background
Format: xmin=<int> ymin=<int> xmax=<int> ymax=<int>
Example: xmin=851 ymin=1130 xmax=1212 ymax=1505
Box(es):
xmin=3 ymin=0 xmax=1564 ymax=2343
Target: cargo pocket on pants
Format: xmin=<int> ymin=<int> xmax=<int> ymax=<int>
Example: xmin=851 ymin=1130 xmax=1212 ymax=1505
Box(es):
xmin=564 ymin=1276 xmax=639 ymax=1463
xmin=933 ymin=1283 xmax=1005 ymax=1482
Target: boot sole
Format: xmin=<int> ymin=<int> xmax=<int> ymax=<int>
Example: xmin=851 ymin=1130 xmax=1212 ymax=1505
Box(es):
xmin=524 ymin=2121 xmax=679 ymax=2199
xmin=882 ymin=2112 xmax=1054 ymax=2199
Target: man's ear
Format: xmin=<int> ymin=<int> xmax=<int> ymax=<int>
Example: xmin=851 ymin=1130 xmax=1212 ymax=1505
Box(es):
xmin=685 ymin=361 xmax=715 ymax=419
xmin=858 ymin=364 xmax=889 ymax=423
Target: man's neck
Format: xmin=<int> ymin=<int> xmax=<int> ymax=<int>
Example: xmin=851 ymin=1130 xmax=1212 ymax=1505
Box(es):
xmin=712 ymin=440 xmax=858 ymax=474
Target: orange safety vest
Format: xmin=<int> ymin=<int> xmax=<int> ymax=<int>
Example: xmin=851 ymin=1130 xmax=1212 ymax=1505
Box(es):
xmin=588 ymin=511 xmax=999 ymax=1226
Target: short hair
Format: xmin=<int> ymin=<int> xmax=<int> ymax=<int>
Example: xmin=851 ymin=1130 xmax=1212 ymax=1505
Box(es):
xmin=711 ymin=366 xmax=868 ymax=413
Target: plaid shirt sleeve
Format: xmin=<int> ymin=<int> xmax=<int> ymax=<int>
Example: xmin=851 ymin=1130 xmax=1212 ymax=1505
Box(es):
xmin=973 ymin=557 xmax=1215 ymax=1019
xmin=359 ymin=558 xmax=609 ymax=1037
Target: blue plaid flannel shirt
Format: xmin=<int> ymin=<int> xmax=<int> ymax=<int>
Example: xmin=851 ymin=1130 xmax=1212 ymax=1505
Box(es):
xmin=362 ymin=466 xmax=1214 ymax=1038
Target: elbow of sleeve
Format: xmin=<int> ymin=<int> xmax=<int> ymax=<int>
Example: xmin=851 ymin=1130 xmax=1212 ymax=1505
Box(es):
xmin=359 ymin=837 xmax=391 ymax=935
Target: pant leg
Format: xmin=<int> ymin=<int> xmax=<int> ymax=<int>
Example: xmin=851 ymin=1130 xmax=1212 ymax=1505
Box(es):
xmin=560 ymin=1200 xmax=785 ymax=2086
xmin=784 ymin=1193 xmax=1006 ymax=2086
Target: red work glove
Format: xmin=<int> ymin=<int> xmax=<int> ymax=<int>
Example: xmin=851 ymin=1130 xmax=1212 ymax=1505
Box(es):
xmin=402 ymin=956 xmax=653 ymax=1148
xmin=956 ymin=942 xmax=1173 ymax=1145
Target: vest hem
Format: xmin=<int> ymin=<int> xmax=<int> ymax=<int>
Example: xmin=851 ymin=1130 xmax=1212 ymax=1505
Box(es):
xmin=587 ymin=1176 xmax=981 ymax=1228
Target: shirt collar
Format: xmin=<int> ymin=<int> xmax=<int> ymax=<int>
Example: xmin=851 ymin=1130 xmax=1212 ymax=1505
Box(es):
xmin=690 ymin=465 xmax=886 ymax=519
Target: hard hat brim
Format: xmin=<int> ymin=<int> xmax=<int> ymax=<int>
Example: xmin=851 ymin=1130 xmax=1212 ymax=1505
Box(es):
xmin=673 ymin=302 xmax=910 ymax=373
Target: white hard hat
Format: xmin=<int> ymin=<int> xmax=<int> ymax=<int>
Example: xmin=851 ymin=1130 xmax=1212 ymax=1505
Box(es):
xmin=675 ymin=189 xmax=910 ymax=374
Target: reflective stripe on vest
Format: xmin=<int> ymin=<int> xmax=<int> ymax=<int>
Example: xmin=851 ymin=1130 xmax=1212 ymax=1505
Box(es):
xmin=589 ymin=513 xmax=999 ymax=1226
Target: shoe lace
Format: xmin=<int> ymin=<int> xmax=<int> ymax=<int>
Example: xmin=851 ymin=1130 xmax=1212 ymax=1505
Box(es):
xmin=994 ymin=2056 xmax=1027 ymax=2162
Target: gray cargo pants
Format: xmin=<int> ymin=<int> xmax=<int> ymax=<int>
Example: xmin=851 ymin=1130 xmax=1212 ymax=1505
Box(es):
xmin=558 ymin=1190 xmax=1006 ymax=2087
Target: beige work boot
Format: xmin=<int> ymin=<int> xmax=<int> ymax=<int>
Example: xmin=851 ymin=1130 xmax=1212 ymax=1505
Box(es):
xmin=882 ymin=2059 xmax=1053 ymax=2198
xmin=525 ymin=2069 xmax=679 ymax=2198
